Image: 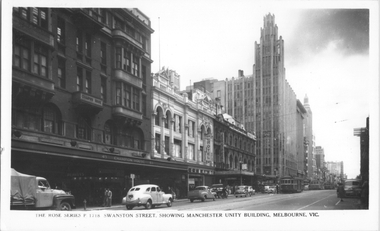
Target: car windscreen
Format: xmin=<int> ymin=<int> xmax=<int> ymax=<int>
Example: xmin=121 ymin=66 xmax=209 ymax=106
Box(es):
xmin=195 ymin=187 xmax=206 ymax=190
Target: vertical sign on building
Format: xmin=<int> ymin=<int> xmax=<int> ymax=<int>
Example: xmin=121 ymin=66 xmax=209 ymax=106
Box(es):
xmin=205 ymin=133 xmax=212 ymax=161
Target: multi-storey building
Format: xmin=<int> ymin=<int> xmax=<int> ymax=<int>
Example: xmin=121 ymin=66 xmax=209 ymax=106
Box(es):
xmin=253 ymin=14 xmax=300 ymax=183
xmin=156 ymin=66 xmax=181 ymax=92
xmin=152 ymin=72 xmax=217 ymax=196
xmin=225 ymin=70 xmax=255 ymax=134
xmin=296 ymin=100 xmax=307 ymax=177
xmin=326 ymin=161 xmax=344 ymax=182
xmin=354 ymin=117 xmax=369 ymax=183
xmin=10 ymin=7 xmax=183 ymax=206
xmin=315 ymin=146 xmax=326 ymax=180
xmin=303 ymin=95 xmax=316 ymax=180
xmin=213 ymin=111 xmax=256 ymax=189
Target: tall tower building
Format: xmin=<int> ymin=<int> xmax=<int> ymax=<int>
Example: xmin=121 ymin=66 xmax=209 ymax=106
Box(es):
xmin=253 ymin=14 xmax=298 ymax=181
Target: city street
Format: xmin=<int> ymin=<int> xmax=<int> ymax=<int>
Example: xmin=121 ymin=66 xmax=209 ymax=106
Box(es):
xmin=76 ymin=190 xmax=364 ymax=211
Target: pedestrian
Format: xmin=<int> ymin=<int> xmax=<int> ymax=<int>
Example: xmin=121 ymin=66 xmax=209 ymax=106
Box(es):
xmin=360 ymin=181 xmax=369 ymax=209
xmin=337 ymin=183 xmax=345 ymax=202
xmin=276 ymin=184 xmax=279 ymax=194
xmin=103 ymin=188 xmax=108 ymax=207
xmin=107 ymin=188 xmax=113 ymax=207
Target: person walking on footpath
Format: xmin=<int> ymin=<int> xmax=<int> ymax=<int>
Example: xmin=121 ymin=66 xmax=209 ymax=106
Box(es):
xmin=103 ymin=188 xmax=108 ymax=207
xmin=337 ymin=183 xmax=345 ymax=202
xmin=107 ymin=188 xmax=113 ymax=207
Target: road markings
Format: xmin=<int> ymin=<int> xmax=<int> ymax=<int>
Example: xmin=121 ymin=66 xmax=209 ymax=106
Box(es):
xmin=335 ymin=200 xmax=341 ymax=206
xmin=297 ymin=194 xmax=335 ymax=210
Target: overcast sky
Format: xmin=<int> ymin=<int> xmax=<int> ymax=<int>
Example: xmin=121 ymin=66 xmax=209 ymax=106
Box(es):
xmin=137 ymin=1 xmax=375 ymax=179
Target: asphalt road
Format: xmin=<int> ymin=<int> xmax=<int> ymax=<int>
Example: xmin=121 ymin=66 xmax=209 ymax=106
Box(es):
xmin=82 ymin=189 xmax=364 ymax=211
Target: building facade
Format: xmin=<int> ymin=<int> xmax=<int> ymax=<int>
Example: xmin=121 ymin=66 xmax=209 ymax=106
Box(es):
xmin=253 ymin=14 xmax=300 ymax=183
xmin=11 ymin=7 xmax=188 ymax=206
xmin=152 ymin=72 xmax=217 ymax=195
xmin=213 ymin=112 xmax=256 ymax=189
xmin=354 ymin=117 xmax=369 ymax=183
xmin=303 ymin=95 xmax=316 ymax=180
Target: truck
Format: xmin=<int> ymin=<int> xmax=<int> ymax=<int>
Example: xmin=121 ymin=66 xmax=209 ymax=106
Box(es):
xmin=10 ymin=168 xmax=76 ymax=210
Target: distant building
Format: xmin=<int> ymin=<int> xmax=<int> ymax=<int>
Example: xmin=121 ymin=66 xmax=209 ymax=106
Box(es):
xmin=354 ymin=117 xmax=369 ymax=182
xmin=315 ymin=146 xmax=326 ymax=180
xmin=304 ymin=95 xmax=316 ymax=180
xmin=155 ymin=67 xmax=181 ymax=92
xmin=326 ymin=161 xmax=344 ymax=181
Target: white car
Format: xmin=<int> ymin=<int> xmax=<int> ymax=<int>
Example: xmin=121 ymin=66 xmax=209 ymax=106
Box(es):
xmin=122 ymin=184 xmax=173 ymax=210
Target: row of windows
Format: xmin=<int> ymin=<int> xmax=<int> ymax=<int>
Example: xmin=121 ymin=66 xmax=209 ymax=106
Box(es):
xmin=12 ymin=105 xmax=144 ymax=150
xmin=14 ymin=7 xmax=48 ymax=30
xmin=115 ymin=82 xmax=141 ymax=111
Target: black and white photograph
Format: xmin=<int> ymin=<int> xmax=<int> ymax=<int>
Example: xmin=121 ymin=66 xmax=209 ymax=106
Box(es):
xmin=1 ymin=0 xmax=379 ymax=230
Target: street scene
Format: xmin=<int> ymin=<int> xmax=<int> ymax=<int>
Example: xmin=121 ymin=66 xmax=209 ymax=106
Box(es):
xmin=1 ymin=1 xmax=378 ymax=231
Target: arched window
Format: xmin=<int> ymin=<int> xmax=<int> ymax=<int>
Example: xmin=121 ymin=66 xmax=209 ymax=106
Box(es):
xmin=164 ymin=111 xmax=170 ymax=129
xmin=155 ymin=107 xmax=161 ymax=126
xmin=42 ymin=104 xmax=62 ymax=135
xmin=120 ymin=126 xmax=144 ymax=150
xmin=77 ymin=116 xmax=91 ymax=140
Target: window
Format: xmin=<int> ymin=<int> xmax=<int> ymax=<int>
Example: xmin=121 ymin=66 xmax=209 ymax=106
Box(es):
xmin=57 ymin=58 xmax=66 ymax=88
xmin=188 ymin=143 xmax=195 ymax=160
xmin=121 ymin=127 xmax=133 ymax=148
xmin=164 ymin=111 xmax=169 ymax=129
xmin=155 ymin=108 xmax=160 ymax=126
xmin=132 ymin=55 xmax=139 ymax=77
xmin=101 ymin=77 xmax=107 ymax=102
xmin=124 ymin=50 xmax=131 ymax=72
xmin=76 ymin=31 xmax=83 ymax=53
xmin=13 ymin=37 xmax=30 ymax=71
xmin=173 ymin=139 xmax=182 ymax=158
xmin=12 ymin=109 xmax=40 ymax=131
xmin=57 ymin=17 xmax=65 ymax=44
xmin=33 ymin=44 xmax=47 ymax=77
xmin=155 ymin=133 xmax=161 ymax=154
xmin=104 ymin=121 xmax=114 ymax=145
xmin=123 ymin=84 xmax=131 ymax=108
xmin=116 ymin=82 xmax=121 ymax=105
xmin=42 ymin=104 xmax=62 ymax=135
xmin=100 ymin=42 xmax=107 ymax=73
xmin=174 ymin=115 xmax=182 ymax=133
xmin=116 ymin=47 xmax=122 ymax=69
xmin=132 ymin=87 xmax=140 ymax=111
xmin=31 ymin=8 xmax=48 ymax=29
xmin=85 ymin=71 xmax=91 ymax=94
xmin=188 ymin=120 xmax=194 ymax=137
xmin=85 ymin=34 xmax=91 ymax=57
xmin=200 ymin=146 xmax=204 ymax=162
xmin=165 ymin=136 xmax=169 ymax=154
xmin=14 ymin=7 xmax=29 ymax=20
xmin=77 ymin=116 xmax=91 ymax=140
xmin=76 ymin=67 xmax=83 ymax=91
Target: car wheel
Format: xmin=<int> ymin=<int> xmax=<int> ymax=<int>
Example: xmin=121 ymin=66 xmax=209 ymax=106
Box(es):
xmin=145 ymin=200 xmax=152 ymax=210
xmin=167 ymin=199 xmax=172 ymax=207
xmin=59 ymin=202 xmax=71 ymax=211
xmin=126 ymin=205 xmax=134 ymax=210
xmin=213 ymin=197 xmax=215 ymax=201
xmin=190 ymin=199 xmax=194 ymax=203
xmin=201 ymin=196 xmax=206 ymax=202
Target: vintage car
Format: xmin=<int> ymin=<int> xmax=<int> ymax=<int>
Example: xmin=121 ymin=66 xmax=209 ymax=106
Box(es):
xmin=188 ymin=186 xmax=216 ymax=202
xmin=121 ymin=184 xmax=173 ymax=210
xmin=342 ymin=179 xmax=362 ymax=197
xmin=234 ymin=185 xmax=249 ymax=197
xmin=264 ymin=185 xmax=277 ymax=194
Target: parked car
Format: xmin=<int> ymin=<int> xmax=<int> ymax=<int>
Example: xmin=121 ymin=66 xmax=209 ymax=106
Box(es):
xmin=234 ymin=185 xmax=249 ymax=197
xmin=247 ymin=186 xmax=256 ymax=196
xmin=121 ymin=184 xmax=173 ymax=210
xmin=343 ymin=179 xmax=362 ymax=197
xmin=188 ymin=186 xmax=216 ymax=202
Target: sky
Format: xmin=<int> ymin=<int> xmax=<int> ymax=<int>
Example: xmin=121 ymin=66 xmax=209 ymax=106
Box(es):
xmin=135 ymin=0 xmax=376 ymax=179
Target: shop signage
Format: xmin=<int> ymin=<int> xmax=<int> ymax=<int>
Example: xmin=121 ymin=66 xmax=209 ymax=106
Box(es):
xmin=205 ymin=134 xmax=212 ymax=161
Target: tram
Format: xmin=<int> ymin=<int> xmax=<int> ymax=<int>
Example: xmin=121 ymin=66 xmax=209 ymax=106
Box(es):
xmin=279 ymin=176 xmax=304 ymax=193
xmin=309 ymin=180 xmax=324 ymax=190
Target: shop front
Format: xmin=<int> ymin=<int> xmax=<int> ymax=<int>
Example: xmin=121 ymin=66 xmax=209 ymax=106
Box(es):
xmin=11 ymin=139 xmax=188 ymax=207
xmin=214 ymin=170 xmax=255 ymax=194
